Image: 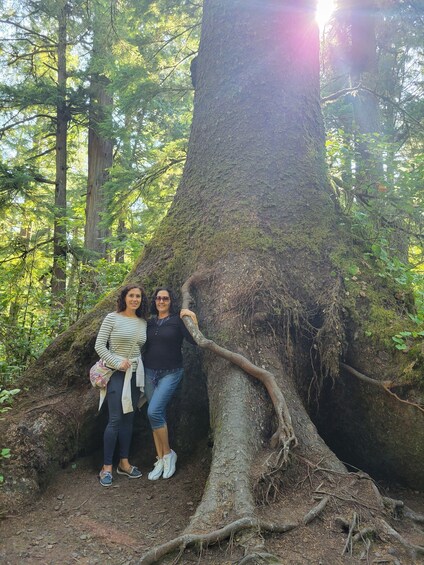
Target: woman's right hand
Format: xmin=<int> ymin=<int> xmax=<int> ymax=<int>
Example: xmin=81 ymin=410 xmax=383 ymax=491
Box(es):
xmin=180 ymin=308 xmax=198 ymax=325
xmin=119 ymin=358 xmax=132 ymax=371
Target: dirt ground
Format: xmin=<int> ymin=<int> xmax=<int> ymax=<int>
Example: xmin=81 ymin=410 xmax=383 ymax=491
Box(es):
xmin=1 ymin=444 xmax=423 ymax=565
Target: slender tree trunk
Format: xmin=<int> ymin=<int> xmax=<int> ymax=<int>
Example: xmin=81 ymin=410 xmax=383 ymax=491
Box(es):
xmin=340 ymin=0 xmax=408 ymax=257
xmin=51 ymin=0 xmax=68 ymax=304
xmin=84 ymin=9 xmax=114 ymax=258
xmin=115 ymin=218 xmax=126 ymax=263
xmin=84 ymin=75 xmax=113 ymax=256
xmin=347 ymin=0 xmax=384 ymax=192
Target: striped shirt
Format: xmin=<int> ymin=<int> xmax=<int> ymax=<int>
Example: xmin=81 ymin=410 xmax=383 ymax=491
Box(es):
xmin=95 ymin=312 xmax=147 ymax=370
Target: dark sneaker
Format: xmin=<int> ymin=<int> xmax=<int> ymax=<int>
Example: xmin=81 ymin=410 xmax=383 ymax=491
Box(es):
xmin=116 ymin=465 xmax=142 ymax=479
xmin=99 ymin=470 xmax=113 ymax=487
xmin=162 ymin=450 xmax=177 ymax=479
xmin=148 ymin=457 xmax=164 ymax=481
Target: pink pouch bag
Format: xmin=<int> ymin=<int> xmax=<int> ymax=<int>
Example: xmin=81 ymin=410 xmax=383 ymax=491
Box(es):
xmin=89 ymin=360 xmax=113 ymax=389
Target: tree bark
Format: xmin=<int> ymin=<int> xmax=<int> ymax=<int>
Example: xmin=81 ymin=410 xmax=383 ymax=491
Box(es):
xmin=51 ymin=0 xmax=68 ymax=304
xmin=84 ymin=5 xmax=114 ymax=258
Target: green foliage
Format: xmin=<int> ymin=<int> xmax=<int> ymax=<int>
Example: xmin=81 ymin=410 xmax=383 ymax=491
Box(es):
xmin=0 ymin=388 xmax=20 ymax=413
xmin=369 ymin=240 xmax=424 ymax=353
xmin=392 ymin=328 xmax=424 ymax=352
xmin=322 ymin=0 xmax=424 ymax=323
xmin=0 ymin=387 xmax=20 ymax=483
xmin=0 ymin=0 xmax=200 ymax=386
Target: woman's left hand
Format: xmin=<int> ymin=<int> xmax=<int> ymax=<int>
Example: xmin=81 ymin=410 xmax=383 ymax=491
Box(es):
xmin=180 ymin=308 xmax=198 ymax=325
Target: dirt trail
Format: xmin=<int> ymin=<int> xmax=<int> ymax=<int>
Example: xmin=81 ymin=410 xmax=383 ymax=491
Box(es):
xmin=1 ymin=450 xmax=423 ymax=565
xmin=0 ymin=451 xmax=208 ymax=565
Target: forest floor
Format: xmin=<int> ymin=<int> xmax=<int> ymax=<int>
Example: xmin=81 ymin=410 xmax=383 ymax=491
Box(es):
xmin=0 ymin=440 xmax=423 ymax=565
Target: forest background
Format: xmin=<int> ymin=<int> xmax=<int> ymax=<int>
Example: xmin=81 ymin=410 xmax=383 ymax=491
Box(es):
xmin=0 ymin=0 xmax=423 ymax=474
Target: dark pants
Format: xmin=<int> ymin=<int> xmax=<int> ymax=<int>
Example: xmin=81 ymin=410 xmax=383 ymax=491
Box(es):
xmin=103 ymin=370 xmax=140 ymax=465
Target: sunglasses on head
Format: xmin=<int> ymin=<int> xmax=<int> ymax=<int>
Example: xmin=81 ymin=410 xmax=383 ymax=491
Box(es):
xmin=155 ymin=296 xmax=170 ymax=302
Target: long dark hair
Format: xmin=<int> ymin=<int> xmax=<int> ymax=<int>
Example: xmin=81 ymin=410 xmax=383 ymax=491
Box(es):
xmin=117 ymin=284 xmax=148 ymax=319
xmin=150 ymin=287 xmax=179 ymax=316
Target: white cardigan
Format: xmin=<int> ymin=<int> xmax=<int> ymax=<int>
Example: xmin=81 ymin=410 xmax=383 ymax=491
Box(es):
xmin=95 ymin=312 xmax=147 ymax=413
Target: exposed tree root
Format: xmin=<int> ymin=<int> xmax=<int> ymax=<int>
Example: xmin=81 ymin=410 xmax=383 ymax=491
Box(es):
xmin=378 ymin=519 xmax=424 ymax=558
xmin=404 ymin=506 xmax=424 ymax=524
xmin=181 ymin=274 xmax=297 ymax=456
xmin=352 ymin=526 xmax=376 ymax=542
xmin=310 ymin=276 xmax=345 ymax=389
xmin=140 ymin=495 xmax=330 ymax=563
xmin=302 ymin=495 xmax=330 ymax=524
xmin=139 ymin=517 xmax=295 ymax=564
xmin=171 ymin=274 xmax=423 ymax=565
xmin=330 ymin=492 xmax=424 ymax=561
xmin=341 ymin=362 xmax=424 ymax=413
xmin=314 ymin=488 xmax=382 ymax=512
xmin=140 ymin=486 xmax=394 ymax=565
xmin=379 ymin=496 xmax=424 ymax=551
xmin=382 ymin=496 xmax=404 ymax=518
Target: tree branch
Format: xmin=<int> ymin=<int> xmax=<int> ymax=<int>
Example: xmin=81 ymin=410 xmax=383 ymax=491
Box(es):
xmin=0 ymin=113 xmax=55 ymax=136
xmin=321 ymin=84 xmax=422 ymax=129
xmin=0 ymin=238 xmax=54 ymax=265
xmin=321 ymin=85 xmax=360 ymax=104
xmin=0 ymin=19 xmax=56 ymax=44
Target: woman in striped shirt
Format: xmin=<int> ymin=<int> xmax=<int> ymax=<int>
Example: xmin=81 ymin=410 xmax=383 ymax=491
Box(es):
xmin=95 ymin=284 xmax=148 ymax=487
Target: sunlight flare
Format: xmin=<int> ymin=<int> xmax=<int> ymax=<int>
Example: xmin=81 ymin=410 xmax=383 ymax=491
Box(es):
xmin=315 ymin=0 xmax=336 ymax=33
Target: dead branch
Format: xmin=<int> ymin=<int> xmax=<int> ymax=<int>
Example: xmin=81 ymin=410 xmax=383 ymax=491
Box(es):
xmin=341 ymin=363 xmax=424 ymax=413
xmin=181 ymin=274 xmax=297 ymax=455
xmin=0 ymin=237 xmax=55 ymax=266
xmin=303 ymin=496 xmax=330 ymax=525
xmin=314 ymin=489 xmax=381 ymax=512
xmin=321 ymin=85 xmax=360 ymax=104
xmin=139 ymin=516 xmax=298 ymax=565
xmin=342 ymin=512 xmax=357 ymax=555
xmin=321 ymin=84 xmax=423 ymax=130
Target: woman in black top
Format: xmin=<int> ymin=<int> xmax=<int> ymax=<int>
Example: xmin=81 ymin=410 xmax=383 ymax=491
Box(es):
xmin=144 ymin=287 xmax=197 ymax=480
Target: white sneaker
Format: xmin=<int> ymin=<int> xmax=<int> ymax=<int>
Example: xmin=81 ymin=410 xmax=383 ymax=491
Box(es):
xmin=162 ymin=450 xmax=177 ymax=479
xmin=148 ymin=457 xmax=164 ymax=480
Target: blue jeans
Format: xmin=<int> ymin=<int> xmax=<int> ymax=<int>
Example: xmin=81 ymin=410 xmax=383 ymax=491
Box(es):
xmin=103 ymin=371 xmax=140 ymax=465
xmin=145 ymin=368 xmax=183 ymax=430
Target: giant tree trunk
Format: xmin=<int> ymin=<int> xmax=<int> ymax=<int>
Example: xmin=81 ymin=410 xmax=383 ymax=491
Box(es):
xmin=148 ymin=0 xmax=346 ymax=530
xmin=1 ymin=0 xmax=423 ymax=561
